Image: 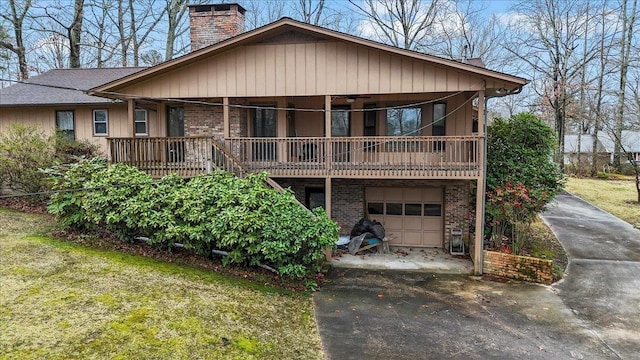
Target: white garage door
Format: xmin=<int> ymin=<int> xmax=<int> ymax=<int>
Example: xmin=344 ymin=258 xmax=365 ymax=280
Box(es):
xmin=365 ymin=187 xmax=443 ymax=247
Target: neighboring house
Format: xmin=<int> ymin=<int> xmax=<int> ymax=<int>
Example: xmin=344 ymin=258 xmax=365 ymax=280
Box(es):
xmin=0 ymin=67 xmax=146 ymax=153
xmin=564 ymin=132 xmax=640 ymax=166
xmin=1 ymin=3 xmax=527 ymax=274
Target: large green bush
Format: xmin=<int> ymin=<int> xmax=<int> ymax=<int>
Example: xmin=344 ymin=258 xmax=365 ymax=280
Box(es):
xmin=487 ymin=113 xmax=564 ymax=198
xmin=486 ymin=113 xmax=564 ymax=253
xmin=48 ymin=161 xmax=338 ymax=279
xmin=0 ymin=124 xmax=56 ymax=194
xmin=0 ymin=124 xmax=102 ymax=196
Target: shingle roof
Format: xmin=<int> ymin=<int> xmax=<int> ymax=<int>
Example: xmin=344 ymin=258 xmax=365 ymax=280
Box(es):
xmin=0 ymin=67 xmax=146 ymax=106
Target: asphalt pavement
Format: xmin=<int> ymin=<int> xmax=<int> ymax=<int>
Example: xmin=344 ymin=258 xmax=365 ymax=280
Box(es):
xmin=313 ymin=191 xmax=640 ymax=359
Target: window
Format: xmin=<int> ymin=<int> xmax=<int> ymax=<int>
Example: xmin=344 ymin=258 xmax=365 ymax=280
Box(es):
xmin=424 ymin=204 xmax=442 ymax=217
xmin=364 ymin=104 xmax=377 ymax=136
xmin=367 ymin=202 xmax=384 ymax=215
xmin=386 ymin=107 xmax=421 ymax=136
xmin=135 ymin=109 xmax=148 ymax=135
xmin=251 ymin=106 xmax=277 ymax=137
xmin=251 ymin=106 xmax=277 ymax=161
xmin=56 ymin=110 xmax=75 ymax=140
xmin=386 ymin=203 xmax=403 ymax=215
xmin=433 ymin=103 xmax=446 ymax=150
xmin=305 ymin=188 xmax=325 ymax=210
xmin=331 ymin=106 xmax=350 ymax=136
xmin=433 ymin=103 xmax=446 ymax=136
xmin=167 ymin=106 xmax=184 ymax=137
xmin=405 ymin=203 xmax=422 ymax=216
xmin=93 ymin=109 xmax=108 ymax=136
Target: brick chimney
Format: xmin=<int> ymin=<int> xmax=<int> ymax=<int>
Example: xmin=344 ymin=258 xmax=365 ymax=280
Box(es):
xmin=188 ymin=3 xmax=246 ymax=52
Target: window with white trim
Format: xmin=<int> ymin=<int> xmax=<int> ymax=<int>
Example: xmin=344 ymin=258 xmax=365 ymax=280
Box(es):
xmin=93 ymin=109 xmax=108 ymax=136
xmin=135 ymin=109 xmax=148 ymax=135
xmin=56 ymin=110 xmax=75 ymax=140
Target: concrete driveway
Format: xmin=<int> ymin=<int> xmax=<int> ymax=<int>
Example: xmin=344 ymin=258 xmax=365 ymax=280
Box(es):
xmin=314 ymin=192 xmax=640 ymax=359
xmin=541 ymin=191 xmax=640 ymax=359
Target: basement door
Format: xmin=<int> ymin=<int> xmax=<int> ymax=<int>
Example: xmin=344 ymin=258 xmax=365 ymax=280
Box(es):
xmin=365 ymin=187 xmax=443 ymax=247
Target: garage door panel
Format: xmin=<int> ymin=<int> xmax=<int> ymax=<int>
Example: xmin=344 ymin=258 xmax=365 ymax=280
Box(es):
xmin=403 ymin=232 xmax=423 ymax=245
xmin=386 ymin=188 xmax=403 ymax=201
xmin=404 ymin=217 xmax=422 ymax=230
xmin=422 ymin=188 xmax=442 ymax=202
xmin=422 ymin=232 xmax=442 ymax=247
xmin=365 ymin=188 xmax=383 ymax=201
xmin=423 ymin=218 xmax=442 ymax=230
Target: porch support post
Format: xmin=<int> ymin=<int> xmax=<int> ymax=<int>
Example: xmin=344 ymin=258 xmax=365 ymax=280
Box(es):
xmin=277 ymin=97 xmax=287 ymax=162
xmin=325 ymin=95 xmax=332 ymax=173
xmin=158 ymin=102 xmax=167 ymax=137
xmin=223 ymin=97 xmax=230 ymax=138
xmin=128 ymin=98 xmax=135 ymax=137
xmin=474 ymin=89 xmax=486 ymax=275
xmin=324 ymin=176 xmax=333 ymax=260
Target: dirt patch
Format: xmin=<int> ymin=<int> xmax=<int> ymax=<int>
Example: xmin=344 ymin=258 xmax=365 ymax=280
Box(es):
xmin=0 ymin=197 xmax=49 ymax=214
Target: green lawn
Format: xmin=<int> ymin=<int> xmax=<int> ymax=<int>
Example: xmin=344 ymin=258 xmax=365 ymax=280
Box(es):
xmin=565 ymin=177 xmax=640 ymax=226
xmin=0 ymin=209 xmax=323 ymax=360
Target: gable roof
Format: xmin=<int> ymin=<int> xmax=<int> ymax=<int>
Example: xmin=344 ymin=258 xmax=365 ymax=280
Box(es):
xmin=0 ymin=67 xmax=145 ymax=107
xmin=91 ymin=17 xmax=527 ymax=96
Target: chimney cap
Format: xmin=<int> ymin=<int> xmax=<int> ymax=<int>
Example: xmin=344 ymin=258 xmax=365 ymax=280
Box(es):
xmin=187 ymin=3 xmax=246 ymax=15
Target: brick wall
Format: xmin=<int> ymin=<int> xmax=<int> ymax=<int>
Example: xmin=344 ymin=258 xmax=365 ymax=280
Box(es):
xmin=189 ymin=4 xmax=245 ymax=51
xmin=183 ymin=99 xmax=246 ymax=138
xmin=184 ymin=103 xmax=223 ymax=137
xmin=275 ymin=178 xmax=473 ymax=251
xmin=483 ymin=250 xmax=554 ymax=284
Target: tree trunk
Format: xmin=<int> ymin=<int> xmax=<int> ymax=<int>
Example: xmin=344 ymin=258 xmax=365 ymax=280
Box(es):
xmin=0 ymin=0 xmax=31 ymax=79
xmin=613 ymin=0 xmax=638 ymax=167
xmin=68 ymin=0 xmax=84 ymax=68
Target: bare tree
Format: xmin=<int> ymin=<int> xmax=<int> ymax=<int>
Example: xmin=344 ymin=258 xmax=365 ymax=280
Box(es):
xmin=0 ymin=0 xmax=31 ymax=79
xmin=244 ymin=0 xmax=287 ymax=29
xmin=506 ymin=0 xmax=598 ymax=170
xmin=349 ymin=0 xmax=440 ymax=50
xmin=591 ymin=1 xmax=619 ymax=176
xmin=83 ymin=0 xmax=119 ymax=67
xmin=165 ymin=0 xmax=189 ymax=60
xmin=30 ymin=0 xmax=85 ymax=68
xmin=613 ymin=0 xmax=638 ymax=167
xmin=429 ymin=0 xmax=502 ymax=65
xmin=297 ymin=0 xmax=325 ymax=25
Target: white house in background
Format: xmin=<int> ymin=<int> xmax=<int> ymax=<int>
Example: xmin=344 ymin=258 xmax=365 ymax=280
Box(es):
xmin=564 ymin=131 xmax=640 ymax=166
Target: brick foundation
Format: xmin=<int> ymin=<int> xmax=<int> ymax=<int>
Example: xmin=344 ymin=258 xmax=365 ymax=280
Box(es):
xmin=483 ymin=250 xmax=554 ymax=284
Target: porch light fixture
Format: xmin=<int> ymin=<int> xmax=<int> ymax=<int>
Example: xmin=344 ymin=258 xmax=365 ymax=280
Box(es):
xmin=346 ymin=97 xmax=355 ymax=103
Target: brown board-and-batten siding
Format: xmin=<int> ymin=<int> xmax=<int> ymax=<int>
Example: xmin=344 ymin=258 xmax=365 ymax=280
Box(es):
xmin=120 ymin=41 xmax=513 ymax=98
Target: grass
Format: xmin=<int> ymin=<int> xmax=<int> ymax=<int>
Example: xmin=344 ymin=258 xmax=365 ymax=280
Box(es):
xmin=0 ymin=209 xmax=323 ymax=360
xmin=565 ymin=177 xmax=640 ymax=226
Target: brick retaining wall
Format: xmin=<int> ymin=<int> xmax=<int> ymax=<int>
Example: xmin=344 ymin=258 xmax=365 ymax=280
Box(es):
xmin=483 ymin=250 xmax=554 ymax=284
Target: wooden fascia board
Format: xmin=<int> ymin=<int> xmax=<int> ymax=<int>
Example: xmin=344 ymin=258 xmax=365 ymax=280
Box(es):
xmin=90 ymin=18 xmax=527 ymax=96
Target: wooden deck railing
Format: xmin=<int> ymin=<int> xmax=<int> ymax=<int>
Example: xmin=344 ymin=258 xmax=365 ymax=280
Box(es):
xmin=226 ymin=136 xmax=481 ymax=178
xmin=109 ymin=136 xmax=482 ymax=179
xmin=108 ymin=137 xmax=245 ymax=178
